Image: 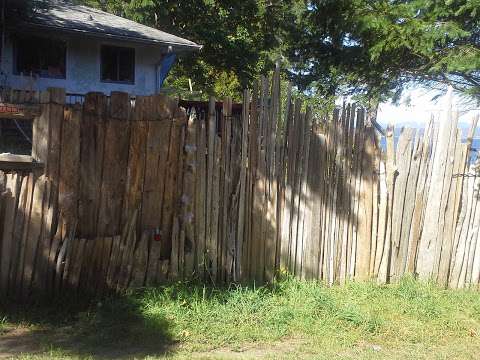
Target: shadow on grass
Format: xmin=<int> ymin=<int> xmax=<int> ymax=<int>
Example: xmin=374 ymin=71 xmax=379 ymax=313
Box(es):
xmin=0 ymin=292 xmax=176 ymax=359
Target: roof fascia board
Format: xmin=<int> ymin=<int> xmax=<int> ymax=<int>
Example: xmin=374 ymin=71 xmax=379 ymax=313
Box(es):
xmin=13 ymin=23 xmax=202 ymax=52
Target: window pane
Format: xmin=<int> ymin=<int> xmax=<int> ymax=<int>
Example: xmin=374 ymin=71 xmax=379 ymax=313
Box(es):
xmin=43 ymin=40 xmax=66 ymax=78
xmin=15 ymin=36 xmax=66 ymax=78
xmin=118 ymin=48 xmax=134 ymax=82
xmin=101 ymin=46 xmax=118 ymax=82
xmin=101 ymin=45 xmax=135 ymax=83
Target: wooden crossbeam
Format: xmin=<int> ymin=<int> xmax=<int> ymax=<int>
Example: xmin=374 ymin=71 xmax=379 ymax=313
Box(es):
xmin=0 ymin=154 xmax=44 ymax=171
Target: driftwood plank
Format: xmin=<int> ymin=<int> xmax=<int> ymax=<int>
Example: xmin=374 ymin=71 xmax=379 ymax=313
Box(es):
xmin=97 ymin=236 xmax=113 ymax=293
xmin=390 ymin=128 xmax=414 ymax=280
xmin=406 ymin=121 xmax=433 ymax=274
xmin=97 ymin=92 xmax=130 ymax=236
xmin=1 ymin=175 xmax=19 ymax=295
xmin=46 ymin=88 xmax=65 ymax=182
xmin=69 ymin=238 xmax=86 ymax=292
xmin=437 ymin=132 xmax=462 ymax=285
xmin=291 ymin=111 xmax=305 ymax=277
xmin=356 ymin=125 xmax=376 ymax=280
xmin=195 ymin=114 xmax=207 ymax=279
xmin=130 ymin=231 xmax=149 ymax=287
xmin=79 ymin=93 xmax=107 ymax=237
xmin=22 ymin=176 xmax=46 ymax=297
xmin=219 ymin=98 xmax=232 ymax=282
xmin=61 ymin=231 xmax=77 ymax=290
xmin=279 ymin=85 xmax=293 ymax=272
xmin=37 ymin=180 xmax=54 ymax=292
xmin=369 ymin=134 xmax=381 ymax=277
xmin=8 ymin=175 xmax=29 ymax=294
xmin=170 ymin=217 xmax=180 ymax=279
xmin=31 ymin=91 xmax=50 ymax=165
xmin=160 ymin=107 xmax=185 ymax=266
xmin=306 ymin=129 xmax=324 ymax=280
xmin=254 ymin=150 xmax=267 ymax=283
xmin=208 ymin=138 xmax=221 ymax=281
xmin=417 ymin=104 xmax=457 ymax=280
xmin=78 ymin=238 xmax=94 ymax=292
xmin=297 ymin=108 xmax=312 ymax=280
xmin=141 ymin=96 xmax=173 ymax=230
xmin=244 ymin=94 xmax=255 ymax=280
xmin=14 ymin=175 xmax=35 ymax=295
xmin=117 ymin=209 xmax=138 ymax=289
xmin=123 ymin=98 xmax=148 ymax=228
xmin=205 ymin=97 xmax=216 ymax=278
xmin=236 ymin=90 xmax=249 ymax=281
xmin=458 ymin=175 xmax=480 ymax=288
xmin=374 ymin=159 xmax=388 ymax=279
xmin=378 ymin=125 xmax=396 ymax=283
xmin=106 ymin=235 xmax=121 ymax=289
xmin=142 ymin=97 xmax=172 ymax=285
xmin=433 ymin=110 xmax=460 ymax=281
xmin=396 ymin=134 xmax=421 ymax=277
xmin=181 ymin=112 xmax=197 ymax=279
xmin=58 ymin=106 xmax=81 ymax=226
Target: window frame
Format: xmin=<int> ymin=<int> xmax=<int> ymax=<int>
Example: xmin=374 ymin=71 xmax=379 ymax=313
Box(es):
xmin=100 ymin=44 xmax=135 ymax=85
xmin=13 ymin=35 xmax=67 ymax=80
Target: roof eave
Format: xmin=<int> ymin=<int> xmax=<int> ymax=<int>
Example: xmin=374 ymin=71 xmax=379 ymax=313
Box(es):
xmin=15 ymin=23 xmax=203 ymax=52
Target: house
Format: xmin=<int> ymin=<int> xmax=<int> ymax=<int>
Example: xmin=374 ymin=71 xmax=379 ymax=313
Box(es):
xmin=0 ymin=0 xmax=201 ymax=96
xmin=0 ymin=0 xmax=201 ymax=156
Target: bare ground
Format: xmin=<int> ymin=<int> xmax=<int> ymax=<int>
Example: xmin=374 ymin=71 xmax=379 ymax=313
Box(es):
xmin=4 ymin=324 xmax=479 ymax=360
xmin=1 ymin=325 xmax=306 ymax=359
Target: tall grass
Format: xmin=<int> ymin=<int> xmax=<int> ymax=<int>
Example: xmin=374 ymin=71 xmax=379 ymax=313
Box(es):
xmin=2 ymin=275 xmax=480 ymax=359
xmin=132 ymin=275 xmax=480 ymax=350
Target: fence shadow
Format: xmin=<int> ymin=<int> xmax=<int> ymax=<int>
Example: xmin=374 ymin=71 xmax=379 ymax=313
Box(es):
xmin=0 ymin=293 xmax=176 ymax=359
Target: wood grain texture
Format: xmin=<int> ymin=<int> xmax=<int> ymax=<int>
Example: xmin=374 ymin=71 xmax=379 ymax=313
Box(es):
xmin=3 ymin=82 xmax=480 ymax=295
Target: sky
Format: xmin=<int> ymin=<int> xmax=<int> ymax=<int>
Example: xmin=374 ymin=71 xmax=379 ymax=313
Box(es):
xmin=376 ymin=86 xmax=480 ymax=127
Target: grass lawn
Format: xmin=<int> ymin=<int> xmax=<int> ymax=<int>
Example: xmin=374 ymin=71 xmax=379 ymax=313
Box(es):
xmin=1 ymin=275 xmax=479 ymax=359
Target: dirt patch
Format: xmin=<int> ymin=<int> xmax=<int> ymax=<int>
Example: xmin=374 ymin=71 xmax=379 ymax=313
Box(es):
xmin=0 ymin=326 xmax=45 ymax=359
xmin=0 ymin=324 xmax=175 ymax=359
xmin=187 ymin=338 xmax=307 ymax=359
xmin=0 ymin=326 xmax=306 ymax=359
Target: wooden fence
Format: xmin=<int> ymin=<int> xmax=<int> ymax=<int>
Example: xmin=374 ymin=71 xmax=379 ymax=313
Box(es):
xmin=1 ymin=69 xmax=480 ymax=299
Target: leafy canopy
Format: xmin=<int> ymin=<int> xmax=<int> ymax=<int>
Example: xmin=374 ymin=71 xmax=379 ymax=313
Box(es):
xmin=287 ymin=0 xmax=480 ymax=105
xmin=83 ymin=0 xmax=297 ymax=100
xmin=6 ymin=1 xmax=479 ymax=105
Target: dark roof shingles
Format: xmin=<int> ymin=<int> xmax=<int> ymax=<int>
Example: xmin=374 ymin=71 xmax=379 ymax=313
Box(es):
xmin=25 ymin=1 xmax=201 ymax=50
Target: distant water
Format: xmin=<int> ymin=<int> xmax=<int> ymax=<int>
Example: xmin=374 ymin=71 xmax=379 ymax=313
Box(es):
xmin=374 ymin=123 xmax=480 ymax=164
xmin=470 ymin=139 xmax=479 ymax=164
xmin=378 ymin=136 xmax=479 ymax=164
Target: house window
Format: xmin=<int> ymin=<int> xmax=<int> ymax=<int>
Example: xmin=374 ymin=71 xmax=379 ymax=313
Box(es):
xmin=14 ymin=35 xmax=66 ymax=79
xmin=101 ymin=45 xmax=135 ymax=84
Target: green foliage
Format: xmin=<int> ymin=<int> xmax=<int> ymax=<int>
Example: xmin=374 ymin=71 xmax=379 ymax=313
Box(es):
xmin=83 ymin=0 xmax=298 ymax=100
xmin=10 ymin=1 xmax=480 ymax=106
xmin=2 ymin=0 xmax=50 ymax=20
xmin=288 ymin=0 xmax=480 ymax=106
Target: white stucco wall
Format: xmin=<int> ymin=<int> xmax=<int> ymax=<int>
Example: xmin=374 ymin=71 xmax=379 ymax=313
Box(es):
xmin=1 ymin=30 xmax=167 ymax=96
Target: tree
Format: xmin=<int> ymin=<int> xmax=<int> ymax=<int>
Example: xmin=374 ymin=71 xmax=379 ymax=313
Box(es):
xmin=2 ymin=0 xmax=50 ymax=19
xmin=83 ymin=0 xmax=298 ymax=100
xmin=287 ymin=0 xmax=480 ymax=113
